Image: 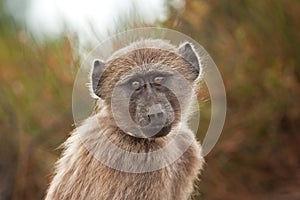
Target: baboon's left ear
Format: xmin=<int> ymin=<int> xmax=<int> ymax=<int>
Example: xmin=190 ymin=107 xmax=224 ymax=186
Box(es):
xmin=178 ymin=42 xmax=201 ymax=77
xmin=91 ymin=59 xmax=105 ymax=97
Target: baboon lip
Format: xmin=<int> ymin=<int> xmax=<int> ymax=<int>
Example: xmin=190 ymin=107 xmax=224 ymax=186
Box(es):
xmin=125 ymin=123 xmax=173 ymax=138
xmin=143 ymin=123 xmax=165 ymax=129
xmin=141 ymin=124 xmax=172 ymax=138
xmin=140 ymin=122 xmax=168 ymax=132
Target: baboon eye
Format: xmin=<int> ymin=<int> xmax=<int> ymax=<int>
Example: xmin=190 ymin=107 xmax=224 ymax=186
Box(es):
xmin=153 ymin=77 xmax=164 ymax=85
xmin=131 ymin=81 xmax=141 ymax=90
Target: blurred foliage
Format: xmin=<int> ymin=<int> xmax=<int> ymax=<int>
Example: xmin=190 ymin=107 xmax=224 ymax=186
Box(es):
xmin=0 ymin=1 xmax=78 ymax=199
xmin=0 ymin=0 xmax=300 ymax=199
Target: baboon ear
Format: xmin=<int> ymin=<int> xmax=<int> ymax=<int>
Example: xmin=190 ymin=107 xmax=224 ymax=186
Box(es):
xmin=178 ymin=42 xmax=201 ymax=77
xmin=91 ymin=59 xmax=105 ymax=97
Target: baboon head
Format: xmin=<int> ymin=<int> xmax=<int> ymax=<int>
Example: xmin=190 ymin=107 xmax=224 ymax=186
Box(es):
xmin=91 ymin=40 xmax=201 ymax=138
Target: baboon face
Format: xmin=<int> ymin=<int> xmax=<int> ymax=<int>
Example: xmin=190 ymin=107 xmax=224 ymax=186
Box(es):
xmin=91 ymin=41 xmax=201 ymax=138
xmin=114 ymin=65 xmax=181 ymax=138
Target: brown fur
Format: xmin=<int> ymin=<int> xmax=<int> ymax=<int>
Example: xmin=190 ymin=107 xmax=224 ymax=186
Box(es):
xmin=45 ymin=40 xmax=204 ymax=200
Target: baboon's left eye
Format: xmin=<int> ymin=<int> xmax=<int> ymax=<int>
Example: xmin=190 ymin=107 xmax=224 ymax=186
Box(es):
xmin=153 ymin=77 xmax=164 ymax=85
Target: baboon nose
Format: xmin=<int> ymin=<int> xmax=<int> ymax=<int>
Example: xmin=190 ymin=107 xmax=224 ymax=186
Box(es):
xmin=147 ymin=104 xmax=166 ymax=126
xmin=140 ymin=104 xmax=168 ymax=138
xmin=148 ymin=111 xmax=165 ymax=122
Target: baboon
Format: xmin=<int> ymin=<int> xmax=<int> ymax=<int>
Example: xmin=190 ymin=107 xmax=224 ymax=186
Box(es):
xmin=45 ymin=39 xmax=204 ymax=200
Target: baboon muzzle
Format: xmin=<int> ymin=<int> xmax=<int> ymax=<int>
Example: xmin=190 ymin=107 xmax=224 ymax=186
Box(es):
xmin=147 ymin=104 xmax=166 ymax=125
xmin=140 ymin=104 xmax=170 ymax=138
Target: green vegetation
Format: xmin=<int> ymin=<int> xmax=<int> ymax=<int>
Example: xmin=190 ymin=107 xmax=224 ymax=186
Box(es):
xmin=0 ymin=0 xmax=299 ymax=199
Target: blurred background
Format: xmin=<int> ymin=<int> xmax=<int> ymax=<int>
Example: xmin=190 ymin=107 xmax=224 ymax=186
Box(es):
xmin=1 ymin=0 xmax=300 ymax=199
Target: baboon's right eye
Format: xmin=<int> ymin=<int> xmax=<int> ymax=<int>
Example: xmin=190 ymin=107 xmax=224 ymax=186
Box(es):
xmin=131 ymin=81 xmax=141 ymax=90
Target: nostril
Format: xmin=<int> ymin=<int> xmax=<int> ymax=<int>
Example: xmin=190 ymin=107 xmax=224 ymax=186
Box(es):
xmin=147 ymin=104 xmax=166 ymax=122
xmin=157 ymin=112 xmax=164 ymax=118
xmin=148 ymin=113 xmax=155 ymax=120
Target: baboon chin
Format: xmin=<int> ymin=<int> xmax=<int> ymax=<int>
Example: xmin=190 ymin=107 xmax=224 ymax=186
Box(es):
xmin=45 ymin=39 xmax=204 ymax=200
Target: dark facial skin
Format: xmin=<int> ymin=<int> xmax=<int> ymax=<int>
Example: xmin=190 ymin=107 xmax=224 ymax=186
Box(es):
xmin=116 ymin=67 xmax=181 ymax=138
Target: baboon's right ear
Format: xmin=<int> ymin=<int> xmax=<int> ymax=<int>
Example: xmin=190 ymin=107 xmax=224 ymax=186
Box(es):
xmin=92 ymin=59 xmax=105 ymax=97
xmin=178 ymin=42 xmax=201 ymax=79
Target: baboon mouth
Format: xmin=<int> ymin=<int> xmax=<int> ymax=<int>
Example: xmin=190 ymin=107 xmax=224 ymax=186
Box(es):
xmin=126 ymin=123 xmax=172 ymax=138
xmin=141 ymin=123 xmax=172 ymax=138
xmin=142 ymin=121 xmax=166 ymax=129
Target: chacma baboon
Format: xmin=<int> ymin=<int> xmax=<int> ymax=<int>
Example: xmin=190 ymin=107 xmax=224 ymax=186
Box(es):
xmin=45 ymin=39 xmax=204 ymax=200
